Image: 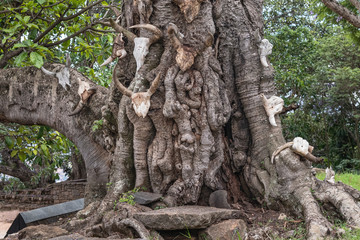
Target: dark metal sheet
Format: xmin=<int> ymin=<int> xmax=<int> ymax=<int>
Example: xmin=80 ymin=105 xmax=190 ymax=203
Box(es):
xmin=20 ymin=198 xmax=84 ymax=224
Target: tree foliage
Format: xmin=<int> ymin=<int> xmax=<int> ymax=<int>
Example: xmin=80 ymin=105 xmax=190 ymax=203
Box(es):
xmin=0 ymin=0 xmax=115 ymax=86
xmin=0 ymin=123 xmax=77 ymax=187
xmin=266 ymin=0 xmax=360 ymax=172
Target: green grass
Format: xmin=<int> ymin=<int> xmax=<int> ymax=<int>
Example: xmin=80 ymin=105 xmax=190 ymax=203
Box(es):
xmin=335 ymin=224 xmax=360 ymax=240
xmin=316 ymin=172 xmax=360 ymax=191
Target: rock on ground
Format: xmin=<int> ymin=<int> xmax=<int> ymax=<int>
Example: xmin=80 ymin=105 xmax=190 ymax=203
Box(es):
xmin=199 ymin=219 xmax=247 ymax=240
xmin=15 ymin=225 xmax=68 ymax=240
xmin=134 ymin=205 xmax=242 ymax=230
xmin=133 ymin=192 xmax=163 ymax=205
xmin=209 ymin=190 xmax=231 ymax=209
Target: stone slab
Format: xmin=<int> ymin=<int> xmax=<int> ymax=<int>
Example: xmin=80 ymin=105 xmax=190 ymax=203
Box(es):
xmin=133 ymin=192 xmax=163 ymax=205
xmin=134 ymin=205 xmax=241 ymax=230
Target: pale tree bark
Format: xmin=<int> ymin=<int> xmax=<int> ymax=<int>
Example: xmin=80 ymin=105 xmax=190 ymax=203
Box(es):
xmin=1 ymin=1 xmax=360 ymax=239
xmin=68 ymin=149 xmax=87 ymax=180
xmin=321 ymin=0 xmax=360 ymax=28
xmin=0 ymin=65 xmax=111 ymax=204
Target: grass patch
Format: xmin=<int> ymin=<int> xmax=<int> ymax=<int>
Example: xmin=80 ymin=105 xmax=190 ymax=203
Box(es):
xmin=316 ymin=172 xmax=360 ymax=191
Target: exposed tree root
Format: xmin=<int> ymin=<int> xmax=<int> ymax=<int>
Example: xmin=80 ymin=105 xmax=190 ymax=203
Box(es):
xmin=120 ymin=218 xmax=164 ymax=240
xmin=313 ymin=180 xmax=360 ymax=228
xmin=294 ymin=186 xmax=332 ymax=240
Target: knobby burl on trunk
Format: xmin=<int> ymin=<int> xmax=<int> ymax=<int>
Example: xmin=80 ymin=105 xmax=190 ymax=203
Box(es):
xmin=1 ymin=0 xmax=360 ymax=239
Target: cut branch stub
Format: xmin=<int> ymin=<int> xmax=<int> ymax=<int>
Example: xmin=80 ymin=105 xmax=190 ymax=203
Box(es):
xmin=260 ymin=93 xmax=284 ymax=127
xmin=100 ymin=33 xmax=128 ymax=67
xmin=68 ymin=78 xmax=97 ymax=116
xmin=271 ymin=137 xmax=323 ymax=163
xmin=259 ymin=39 xmax=273 ymax=68
xmin=168 ymin=23 xmax=213 ymax=72
xmin=172 ymin=0 xmax=205 ymax=23
xmin=113 ymin=71 xmax=161 ymax=118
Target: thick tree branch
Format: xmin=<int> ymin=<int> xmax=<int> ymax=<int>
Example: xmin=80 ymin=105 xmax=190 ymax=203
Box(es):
xmin=0 ymin=48 xmax=24 ymax=69
xmin=349 ymin=0 xmax=360 ymax=12
xmin=321 ymin=0 xmax=360 ymax=28
xmin=0 ymin=65 xmax=111 ymax=202
xmin=0 ymin=149 xmax=36 ymax=182
xmin=280 ymin=103 xmax=299 ymax=114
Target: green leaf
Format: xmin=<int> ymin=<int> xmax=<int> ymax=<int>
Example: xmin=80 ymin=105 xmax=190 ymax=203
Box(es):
xmin=27 ymin=23 xmax=40 ymax=30
xmin=33 ymin=149 xmax=38 ymax=155
xmin=16 ymin=137 xmax=22 ymax=145
xmin=29 ymin=29 xmax=38 ymax=40
xmin=23 ymin=16 xmax=30 ymax=24
xmin=18 ymin=151 xmax=26 ymax=162
xmin=37 ymin=0 xmax=46 ymax=4
xmin=11 ymin=150 xmax=18 ymax=158
xmin=30 ymin=52 xmax=43 ymax=68
xmin=15 ymin=14 xmax=23 ymax=22
xmin=14 ymin=52 xmax=28 ymax=67
xmin=101 ymin=1 xmax=108 ymax=6
xmin=5 ymin=136 xmax=14 ymax=149
xmin=24 ymin=136 xmax=31 ymax=144
xmin=41 ymin=144 xmax=50 ymax=157
xmin=13 ymin=43 xmax=27 ymax=48
xmin=25 ymin=149 xmax=33 ymax=156
xmin=37 ymin=126 xmax=44 ymax=139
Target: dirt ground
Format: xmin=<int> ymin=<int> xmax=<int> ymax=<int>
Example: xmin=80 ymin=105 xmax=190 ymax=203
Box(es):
xmin=0 ymin=210 xmax=20 ymax=239
xmin=0 ymin=201 xmax=306 ymax=240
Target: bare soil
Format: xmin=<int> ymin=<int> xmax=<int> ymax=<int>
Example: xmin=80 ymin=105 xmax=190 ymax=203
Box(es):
xmin=0 ymin=210 xmax=20 ymax=239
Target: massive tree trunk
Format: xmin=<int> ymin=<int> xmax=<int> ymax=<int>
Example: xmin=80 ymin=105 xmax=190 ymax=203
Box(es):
xmin=1 ymin=0 xmax=360 ymax=239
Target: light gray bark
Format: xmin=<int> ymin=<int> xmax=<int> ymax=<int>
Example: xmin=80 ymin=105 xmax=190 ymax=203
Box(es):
xmin=0 ymin=65 xmax=111 ymax=204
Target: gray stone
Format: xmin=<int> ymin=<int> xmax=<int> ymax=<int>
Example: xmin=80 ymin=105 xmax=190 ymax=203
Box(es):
xmin=134 ymin=205 xmax=242 ymax=230
xmin=209 ymin=190 xmax=231 ymax=209
xmin=199 ymin=219 xmax=247 ymax=240
xmin=133 ymin=192 xmax=163 ymax=205
xmin=18 ymin=225 xmax=68 ymax=240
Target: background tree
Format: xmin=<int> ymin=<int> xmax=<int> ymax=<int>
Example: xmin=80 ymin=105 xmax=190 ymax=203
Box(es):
xmin=0 ymin=123 xmax=86 ymax=190
xmin=1 ymin=0 xmax=360 ymax=239
xmin=266 ymin=0 xmax=360 ymax=173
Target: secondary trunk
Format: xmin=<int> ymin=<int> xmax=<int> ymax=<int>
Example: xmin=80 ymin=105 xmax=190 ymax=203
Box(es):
xmin=0 ymin=65 xmax=111 ymax=204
